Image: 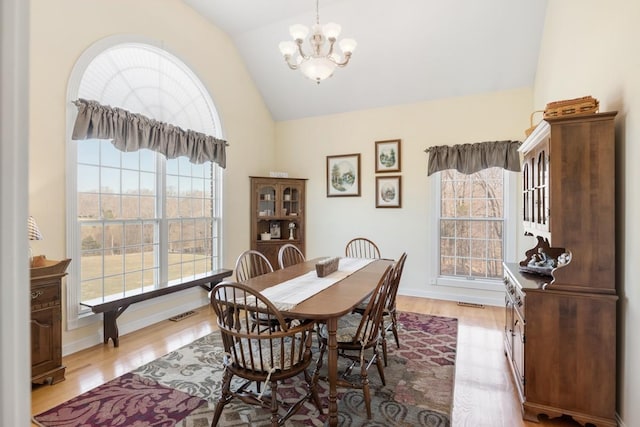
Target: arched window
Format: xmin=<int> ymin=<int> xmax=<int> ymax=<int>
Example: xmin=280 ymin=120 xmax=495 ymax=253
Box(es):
xmin=66 ymin=39 xmax=223 ymax=328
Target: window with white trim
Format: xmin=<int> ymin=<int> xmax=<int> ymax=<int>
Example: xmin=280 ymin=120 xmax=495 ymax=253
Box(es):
xmin=433 ymin=167 xmax=516 ymax=291
xmin=67 ymin=40 xmax=222 ymax=326
xmin=77 ymin=144 xmax=219 ymax=303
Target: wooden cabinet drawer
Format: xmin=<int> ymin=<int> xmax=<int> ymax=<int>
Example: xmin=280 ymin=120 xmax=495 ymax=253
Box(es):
xmin=31 ymin=283 xmax=61 ymax=310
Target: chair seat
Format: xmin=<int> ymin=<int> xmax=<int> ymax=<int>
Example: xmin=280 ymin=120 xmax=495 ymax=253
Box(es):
xmin=354 ymin=297 xmax=390 ymax=317
xmin=354 ymin=296 xmax=371 ymax=311
xmin=233 ymin=337 xmax=302 ymax=372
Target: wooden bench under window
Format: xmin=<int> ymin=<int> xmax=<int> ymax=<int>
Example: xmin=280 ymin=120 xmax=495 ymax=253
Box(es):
xmin=81 ymin=269 xmax=233 ymax=347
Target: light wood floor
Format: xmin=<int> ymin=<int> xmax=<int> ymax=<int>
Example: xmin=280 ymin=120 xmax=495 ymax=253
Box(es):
xmin=32 ymin=296 xmax=583 ymax=426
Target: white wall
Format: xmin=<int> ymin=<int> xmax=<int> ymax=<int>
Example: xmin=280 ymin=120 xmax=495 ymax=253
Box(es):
xmin=276 ymin=87 xmax=533 ymax=306
xmin=534 ymin=2 xmax=639 ymax=425
xmin=29 ymin=0 xmax=276 ymax=353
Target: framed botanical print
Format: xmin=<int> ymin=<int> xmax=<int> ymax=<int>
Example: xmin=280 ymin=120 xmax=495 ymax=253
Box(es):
xmin=327 ymin=153 xmax=361 ymax=197
xmin=376 ymin=175 xmax=402 ymax=208
xmin=375 ymin=139 xmax=401 ymax=173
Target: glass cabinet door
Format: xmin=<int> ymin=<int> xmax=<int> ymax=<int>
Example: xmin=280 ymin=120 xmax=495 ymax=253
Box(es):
xmin=257 ymin=185 xmax=276 ymax=217
xmin=522 ymin=162 xmax=531 ymax=223
xmin=281 ymin=184 xmax=302 ymax=217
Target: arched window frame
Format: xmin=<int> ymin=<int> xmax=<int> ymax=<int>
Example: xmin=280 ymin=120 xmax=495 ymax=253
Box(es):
xmin=65 ymin=35 xmax=224 ymax=330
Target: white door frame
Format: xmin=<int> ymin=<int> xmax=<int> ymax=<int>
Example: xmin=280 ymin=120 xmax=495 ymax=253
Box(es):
xmin=0 ymin=0 xmax=31 ymax=425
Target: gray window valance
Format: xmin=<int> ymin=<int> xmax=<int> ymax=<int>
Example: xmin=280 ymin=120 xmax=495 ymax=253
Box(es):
xmin=72 ymin=99 xmax=227 ymax=168
xmin=425 ymin=140 xmax=521 ymax=176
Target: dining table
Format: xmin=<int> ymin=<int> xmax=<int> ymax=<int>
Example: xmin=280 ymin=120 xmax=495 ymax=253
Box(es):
xmin=241 ymin=256 xmax=394 ymax=426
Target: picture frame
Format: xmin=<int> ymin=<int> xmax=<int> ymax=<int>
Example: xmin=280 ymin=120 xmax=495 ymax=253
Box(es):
xmin=376 ymin=175 xmax=402 ymax=208
xmin=327 ymin=153 xmax=361 ymax=197
xmin=375 ymin=139 xmax=401 ymax=173
xmin=269 ymin=221 xmax=281 ymax=239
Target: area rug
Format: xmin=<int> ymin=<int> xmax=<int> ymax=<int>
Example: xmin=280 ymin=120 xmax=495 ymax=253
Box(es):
xmin=33 ymin=312 xmax=457 ymax=427
xmin=32 ymin=372 xmax=207 ymax=426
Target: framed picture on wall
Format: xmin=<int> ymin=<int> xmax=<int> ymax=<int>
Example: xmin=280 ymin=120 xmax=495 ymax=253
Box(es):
xmin=327 ymin=153 xmax=361 ymax=197
xmin=376 ymin=175 xmax=402 ymax=208
xmin=375 ymin=139 xmax=401 ymax=173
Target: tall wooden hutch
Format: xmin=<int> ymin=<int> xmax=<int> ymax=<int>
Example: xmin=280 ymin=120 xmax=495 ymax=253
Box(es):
xmin=250 ymin=177 xmax=306 ymax=268
xmin=503 ymin=112 xmax=618 ymax=427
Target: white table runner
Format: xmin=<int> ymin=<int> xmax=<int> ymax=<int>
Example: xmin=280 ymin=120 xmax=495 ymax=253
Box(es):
xmin=261 ymin=257 xmax=375 ymax=310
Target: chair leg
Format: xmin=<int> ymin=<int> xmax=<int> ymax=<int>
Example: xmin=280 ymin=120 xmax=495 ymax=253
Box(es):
xmin=304 ymin=369 xmax=324 ymax=414
xmin=211 ymin=369 xmax=234 ymax=427
xmin=312 ymin=340 xmax=327 ymax=386
xmin=381 ymin=326 xmax=388 ymax=367
xmin=374 ymin=345 xmax=386 ymax=386
xmin=269 ymin=380 xmax=279 ymax=427
xmin=360 ymin=352 xmax=372 ymax=419
xmin=390 ymin=311 xmax=400 ymax=349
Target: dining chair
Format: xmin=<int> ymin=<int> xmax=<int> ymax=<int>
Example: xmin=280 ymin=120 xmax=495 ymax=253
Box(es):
xmin=210 ymin=281 xmax=323 ymax=426
xmin=353 ymin=252 xmax=407 ymax=365
xmin=345 ymin=237 xmax=381 ymax=259
xmin=312 ymin=264 xmax=393 ymax=419
xmin=234 ymin=249 xmax=273 ymax=282
xmin=234 ymin=249 xmax=277 ymax=332
xmin=277 ymin=243 xmax=305 ymax=269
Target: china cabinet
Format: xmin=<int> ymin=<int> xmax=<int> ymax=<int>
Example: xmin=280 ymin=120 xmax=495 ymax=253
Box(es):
xmin=250 ymin=177 xmax=306 ymax=268
xmin=504 ymin=112 xmax=617 ymax=427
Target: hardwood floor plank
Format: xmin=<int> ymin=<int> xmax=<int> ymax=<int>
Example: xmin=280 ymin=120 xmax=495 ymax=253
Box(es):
xmin=31 ymin=297 xmax=582 ymax=426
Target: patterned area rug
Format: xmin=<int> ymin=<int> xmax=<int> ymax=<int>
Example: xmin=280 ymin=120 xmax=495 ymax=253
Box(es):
xmin=33 ymin=312 xmax=457 ymax=427
xmin=32 ymin=372 xmax=207 ymax=426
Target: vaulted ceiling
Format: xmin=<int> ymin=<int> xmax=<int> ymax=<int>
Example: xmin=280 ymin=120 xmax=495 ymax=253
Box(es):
xmin=183 ymin=0 xmax=548 ymax=121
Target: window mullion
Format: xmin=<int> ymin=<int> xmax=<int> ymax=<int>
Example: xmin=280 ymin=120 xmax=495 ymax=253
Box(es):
xmin=157 ymin=153 xmax=168 ymax=286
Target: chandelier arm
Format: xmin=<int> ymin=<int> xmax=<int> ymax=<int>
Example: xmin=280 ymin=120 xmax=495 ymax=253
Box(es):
xmin=296 ymin=40 xmax=310 ymax=60
xmin=283 ymin=56 xmax=300 ymax=70
xmin=326 ymin=38 xmax=336 ymax=59
xmin=333 ymin=52 xmax=353 ymax=67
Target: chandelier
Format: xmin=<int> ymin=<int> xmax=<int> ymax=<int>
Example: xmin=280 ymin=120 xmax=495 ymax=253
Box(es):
xmin=278 ymin=0 xmax=357 ymax=84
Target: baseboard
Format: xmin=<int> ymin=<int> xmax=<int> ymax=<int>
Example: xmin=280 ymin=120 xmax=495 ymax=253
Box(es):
xmin=398 ymin=288 xmax=503 ymax=307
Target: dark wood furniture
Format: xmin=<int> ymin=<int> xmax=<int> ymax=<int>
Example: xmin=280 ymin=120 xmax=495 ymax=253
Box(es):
xmin=250 ymin=176 xmax=306 ymax=269
xmin=234 ymin=249 xmax=273 ymax=282
xmin=210 ymin=281 xmax=323 ymax=425
xmin=277 ymin=243 xmax=306 ymax=269
xmin=354 ymin=252 xmax=407 ymax=365
xmin=31 ymin=257 xmax=71 ymax=385
xmin=81 ymin=269 xmax=232 ymax=347
xmin=504 ymin=112 xmax=617 ymax=427
xmin=345 ymin=237 xmax=381 ymax=259
xmin=241 ymin=257 xmax=394 ymax=427
xmin=313 ymin=263 xmax=393 ymax=419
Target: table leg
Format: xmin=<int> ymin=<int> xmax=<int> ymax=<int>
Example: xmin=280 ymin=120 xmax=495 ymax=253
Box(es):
xmin=326 ymin=316 xmax=338 ymax=427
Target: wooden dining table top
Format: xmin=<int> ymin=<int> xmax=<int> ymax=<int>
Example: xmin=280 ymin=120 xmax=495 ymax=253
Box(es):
xmin=241 ymin=257 xmax=394 ymax=319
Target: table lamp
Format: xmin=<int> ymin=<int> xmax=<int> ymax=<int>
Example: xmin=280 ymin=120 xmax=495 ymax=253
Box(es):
xmin=28 ymin=216 xmax=43 ymax=267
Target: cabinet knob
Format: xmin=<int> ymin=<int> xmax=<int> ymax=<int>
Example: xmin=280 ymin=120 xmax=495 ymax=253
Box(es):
xmin=31 ymin=290 xmax=44 ymax=300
